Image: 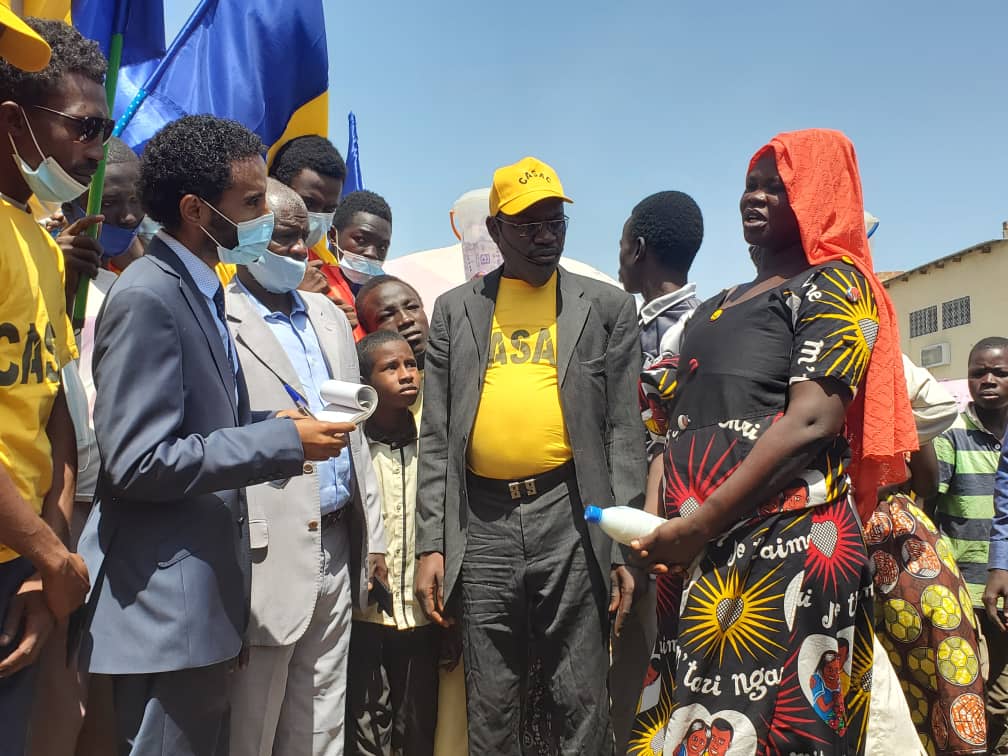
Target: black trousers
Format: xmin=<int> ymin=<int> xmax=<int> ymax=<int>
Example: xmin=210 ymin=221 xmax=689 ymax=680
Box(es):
xmin=346 ymin=621 xmax=440 ymax=756
xmin=460 ymin=473 xmax=613 ymax=756
xmin=0 ymin=557 xmax=37 ymax=756
xmin=106 ymin=661 xmax=231 ymax=756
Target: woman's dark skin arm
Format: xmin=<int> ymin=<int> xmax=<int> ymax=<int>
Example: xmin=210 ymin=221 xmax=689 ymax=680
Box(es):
xmin=907 ymin=442 xmax=939 ymax=501
xmin=631 ymin=377 xmax=852 ymax=571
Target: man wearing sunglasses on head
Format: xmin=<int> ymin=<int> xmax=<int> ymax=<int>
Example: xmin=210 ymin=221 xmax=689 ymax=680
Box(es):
xmin=0 ymin=17 xmax=106 ymax=755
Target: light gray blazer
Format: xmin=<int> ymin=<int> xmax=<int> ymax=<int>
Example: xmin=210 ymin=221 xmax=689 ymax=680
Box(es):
xmin=226 ymin=282 xmax=386 ymax=647
xmin=416 ymin=267 xmax=648 ymax=606
xmin=78 ymin=238 xmax=305 ymax=675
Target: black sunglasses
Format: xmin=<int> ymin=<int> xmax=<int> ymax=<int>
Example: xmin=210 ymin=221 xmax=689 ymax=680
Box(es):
xmin=29 ymin=104 xmax=115 ymax=144
xmin=496 ymin=215 xmax=569 ymax=239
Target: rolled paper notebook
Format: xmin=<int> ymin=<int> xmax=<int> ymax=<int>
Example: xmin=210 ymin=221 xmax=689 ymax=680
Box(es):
xmin=316 ymin=380 xmax=379 ymax=424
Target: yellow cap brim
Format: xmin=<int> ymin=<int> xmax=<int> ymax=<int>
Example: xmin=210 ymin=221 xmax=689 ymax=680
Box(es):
xmin=496 ymin=188 xmax=573 ymax=217
xmin=0 ymin=9 xmax=51 ymax=72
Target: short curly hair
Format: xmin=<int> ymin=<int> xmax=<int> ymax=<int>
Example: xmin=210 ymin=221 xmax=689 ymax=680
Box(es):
xmin=269 ymin=135 xmax=346 ymax=185
xmin=140 ymin=115 xmax=264 ymax=229
xmin=333 ymin=190 xmax=391 ymax=231
xmin=627 ymin=191 xmax=703 ymax=274
xmin=106 ymin=136 xmax=137 ymax=165
xmin=0 ymin=18 xmax=106 ymax=105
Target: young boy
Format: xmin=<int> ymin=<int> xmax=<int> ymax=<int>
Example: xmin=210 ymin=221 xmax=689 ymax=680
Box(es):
xmin=933 ymin=336 xmax=1008 ymax=751
xmin=348 ymin=331 xmax=439 ymax=756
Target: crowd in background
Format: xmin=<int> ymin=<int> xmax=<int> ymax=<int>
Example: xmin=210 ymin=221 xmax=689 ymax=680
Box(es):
xmin=4 ymin=11 xmax=1008 ymax=756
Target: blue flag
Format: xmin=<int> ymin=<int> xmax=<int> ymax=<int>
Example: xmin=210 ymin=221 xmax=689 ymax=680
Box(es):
xmin=116 ymin=0 xmax=328 ymax=156
xmin=342 ymin=111 xmax=364 ymax=197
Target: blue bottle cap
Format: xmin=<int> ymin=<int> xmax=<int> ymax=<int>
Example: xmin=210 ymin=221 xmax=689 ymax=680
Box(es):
xmin=584 ymin=506 xmax=602 ymax=523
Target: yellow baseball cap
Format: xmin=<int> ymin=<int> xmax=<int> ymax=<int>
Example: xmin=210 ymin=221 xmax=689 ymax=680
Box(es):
xmin=0 ymin=7 xmax=50 ymax=72
xmin=489 ymin=156 xmax=572 ymax=217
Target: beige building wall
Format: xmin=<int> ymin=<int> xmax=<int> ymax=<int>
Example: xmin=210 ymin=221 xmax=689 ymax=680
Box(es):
xmin=883 ymin=239 xmax=1008 ymax=381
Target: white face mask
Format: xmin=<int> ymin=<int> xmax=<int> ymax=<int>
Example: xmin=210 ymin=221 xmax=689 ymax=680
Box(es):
xmin=246 ymin=248 xmax=307 ymax=293
xmin=199 ymin=199 xmax=275 ymax=265
xmin=305 ymin=210 xmax=335 ymax=247
xmin=9 ymin=108 xmax=89 ymax=204
xmin=337 ymin=244 xmax=385 ymax=284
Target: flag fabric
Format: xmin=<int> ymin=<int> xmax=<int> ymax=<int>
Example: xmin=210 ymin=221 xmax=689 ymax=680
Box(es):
xmin=115 ymin=0 xmax=328 ymax=158
xmin=342 ymin=111 xmax=364 ymax=197
xmin=15 ymin=0 xmax=165 ymax=121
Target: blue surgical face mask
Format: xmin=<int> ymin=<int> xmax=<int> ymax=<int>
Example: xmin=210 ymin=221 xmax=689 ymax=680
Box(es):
xmin=246 ymin=248 xmax=307 ymax=293
xmin=9 ymin=108 xmax=89 ymax=205
xmin=337 ymin=244 xmax=385 ymax=284
xmin=200 ymin=199 xmax=275 ymax=265
xmin=99 ymin=220 xmax=141 ymax=258
xmin=306 ymin=210 xmax=335 ymax=247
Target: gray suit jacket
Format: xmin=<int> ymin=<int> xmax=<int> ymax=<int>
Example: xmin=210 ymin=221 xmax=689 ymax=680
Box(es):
xmin=225 ymin=282 xmax=386 ymax=647
xmin=77 ymin=237 xmax=305 ymax=675
xmin=416 ymin=267 xmax=647 ymax=605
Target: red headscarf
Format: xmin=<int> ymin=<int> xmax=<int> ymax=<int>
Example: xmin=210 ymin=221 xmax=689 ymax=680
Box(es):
xmin=749 ymin=129 xmax=917 ymax=521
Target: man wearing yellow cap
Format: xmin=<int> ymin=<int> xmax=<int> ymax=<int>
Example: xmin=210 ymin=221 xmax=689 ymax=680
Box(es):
xmin=415 ymin=157 xmax=647 ymax=753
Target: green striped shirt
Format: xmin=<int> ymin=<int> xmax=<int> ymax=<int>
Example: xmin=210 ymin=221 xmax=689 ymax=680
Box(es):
xmin=934 ymin=405 xmax=1001 ymax=607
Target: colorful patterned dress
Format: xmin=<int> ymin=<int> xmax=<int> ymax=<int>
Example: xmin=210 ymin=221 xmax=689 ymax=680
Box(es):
xmin=628 ymin=263 xmax=878 ymax=756
xmin=864 ymin=494 xmax=987 ymax=754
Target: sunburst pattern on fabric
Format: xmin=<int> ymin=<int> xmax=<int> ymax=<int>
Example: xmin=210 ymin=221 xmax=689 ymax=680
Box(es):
xmin=626 ymin=674 xmax=676 ymax=756
xmin=847 ymin=607 xmax=874 ymax=752
xmin=798 ymin=268 xmax=878 ymax=384
xmin=804 ymin=502 xmax=866 ymax=593
xmin=679 ymin=564 xmax=786 ymax=664
xmin=762 ymin=648 xmax=830 ymax=756
xmin=663 ymin=433 xmax=741 ymax=519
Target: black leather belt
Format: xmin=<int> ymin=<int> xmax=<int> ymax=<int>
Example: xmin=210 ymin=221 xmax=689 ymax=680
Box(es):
xmin=467 ymin=460 xmax=575 ymax=500
xmin=321 ymin=508 xmax=347 ymax=530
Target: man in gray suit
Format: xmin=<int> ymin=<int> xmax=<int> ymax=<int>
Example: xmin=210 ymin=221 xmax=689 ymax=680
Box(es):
xmin=77 ymin=116 xmax=355 ymax=756
xmin=414 ymin=156 xmax=647 ymax=754
xmin=227 ymin=179 xmax=387 ymax=756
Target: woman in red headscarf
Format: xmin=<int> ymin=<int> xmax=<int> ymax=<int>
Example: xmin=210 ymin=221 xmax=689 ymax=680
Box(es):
xmin=626 ymin=129 xmax=917 ymax=755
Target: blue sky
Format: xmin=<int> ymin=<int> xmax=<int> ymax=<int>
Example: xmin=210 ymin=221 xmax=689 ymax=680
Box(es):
xmin=166 ymin=1 xmax=1008 ymax=295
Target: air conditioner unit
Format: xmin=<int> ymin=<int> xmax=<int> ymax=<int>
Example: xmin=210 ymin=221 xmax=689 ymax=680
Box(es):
xmin=921 ymin=343 xmax=951 ymax=369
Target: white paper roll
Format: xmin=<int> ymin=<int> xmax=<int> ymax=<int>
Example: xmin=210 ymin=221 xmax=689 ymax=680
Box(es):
xmin=316 ymin=380 xmax=379 ymax=424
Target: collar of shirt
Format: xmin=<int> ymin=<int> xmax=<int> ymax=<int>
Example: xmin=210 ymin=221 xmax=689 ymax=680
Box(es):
xmin=235 ymin=277 xmax=308 ymax=323
xmin=638 ymin=283 xmax=697 ymax=327
xmin=964 ymin=402 xmax=1003 ymax=443
xmin=157 ymin=229 xmax=223 ymax=301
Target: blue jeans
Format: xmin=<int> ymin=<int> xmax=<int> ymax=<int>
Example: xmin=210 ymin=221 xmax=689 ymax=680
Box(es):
xmin=0 ymin=556 xmax=39 ymax=756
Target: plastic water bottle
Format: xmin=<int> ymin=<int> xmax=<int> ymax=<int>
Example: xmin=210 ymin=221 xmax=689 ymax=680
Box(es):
xmin=584 ymin=506 xmax=666 ymax=546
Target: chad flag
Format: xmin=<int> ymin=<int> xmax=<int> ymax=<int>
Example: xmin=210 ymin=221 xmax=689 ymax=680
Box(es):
xmin=115 ymin=0 xmax=328 ymax=157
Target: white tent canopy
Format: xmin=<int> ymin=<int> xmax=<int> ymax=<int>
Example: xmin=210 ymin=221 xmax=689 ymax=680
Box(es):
xmin=383 ymin=243 xmax=621 ymax=310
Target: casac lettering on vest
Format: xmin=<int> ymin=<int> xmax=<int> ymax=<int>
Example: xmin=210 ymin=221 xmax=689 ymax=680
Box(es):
xmin=0 ymin=321 xmax=59 ymax=387
xmin=489 ymin=328 xmax=557 ymax=367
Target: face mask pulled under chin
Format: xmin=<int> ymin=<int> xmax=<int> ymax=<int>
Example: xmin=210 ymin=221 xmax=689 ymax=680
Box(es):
xmin=306 ymin=210 xmax=335 ymax=248
xmin=337 ymin=245 xmax=385 ymax=284
xmin=200 ymin=199 xmax=275 ymax=265
xmin=246 ymin=249 xmax=307 ymax=293
xmin=8 ymin=119 xmax=90 ymax=205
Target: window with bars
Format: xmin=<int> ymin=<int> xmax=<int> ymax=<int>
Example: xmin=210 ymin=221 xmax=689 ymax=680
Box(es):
xmin=942 ymin=296 xmax=971 ymax=329
xmin=909 ymin=305 xmax=938 ymax=338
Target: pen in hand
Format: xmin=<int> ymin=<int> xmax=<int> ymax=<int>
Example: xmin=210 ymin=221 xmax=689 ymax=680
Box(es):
xmin=282 ymin=383 xmax=317 ymax=419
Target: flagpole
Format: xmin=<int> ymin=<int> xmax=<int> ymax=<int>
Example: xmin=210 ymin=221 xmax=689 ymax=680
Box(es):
xmin=72 ymin=11 xmax=126 ymax=328
xmin=112 ymin=0 xmax=214 ymax=137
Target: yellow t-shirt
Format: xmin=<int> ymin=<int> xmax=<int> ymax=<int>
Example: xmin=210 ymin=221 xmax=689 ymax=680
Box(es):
xmin=0 ymin=198 xmax=78 ymax=562
xmin=467 ymin=273 xmax=571 ymax=479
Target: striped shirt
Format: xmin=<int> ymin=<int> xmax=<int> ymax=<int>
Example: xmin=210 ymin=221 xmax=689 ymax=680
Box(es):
xmin=934 ymin=404 xmax=1002 ymax=606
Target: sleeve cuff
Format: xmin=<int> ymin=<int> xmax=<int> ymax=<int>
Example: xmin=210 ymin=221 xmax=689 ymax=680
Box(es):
xmin=990 ymin=539 xmax=1008 ymax=572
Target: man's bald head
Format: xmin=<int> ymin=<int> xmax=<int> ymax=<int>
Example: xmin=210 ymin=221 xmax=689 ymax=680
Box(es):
xmin=266 ymin=177 xmax=309 ymax=253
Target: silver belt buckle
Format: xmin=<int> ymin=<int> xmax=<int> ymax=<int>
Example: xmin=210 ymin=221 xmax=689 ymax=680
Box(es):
xmin=508 ymin=481 xmax=522 ymax=499
xmin=524 ymin=478 xmax=537 ymax=496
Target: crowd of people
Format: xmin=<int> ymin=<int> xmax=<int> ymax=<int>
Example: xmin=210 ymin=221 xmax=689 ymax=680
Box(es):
xmin=4 ymin=10 xmax=1008 ymax=756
